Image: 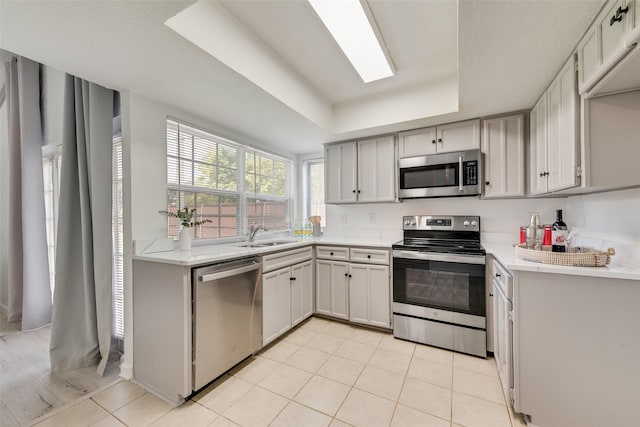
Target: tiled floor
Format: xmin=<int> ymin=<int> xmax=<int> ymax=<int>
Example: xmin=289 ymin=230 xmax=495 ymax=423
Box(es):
xmin=0 ymin=316 xmax=121 ymax=426
xmin=30 ymin=317 xmax=527 ymax=427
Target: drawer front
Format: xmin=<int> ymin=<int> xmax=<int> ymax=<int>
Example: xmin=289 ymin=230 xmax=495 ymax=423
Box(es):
xmin=315 ymin=246 xmax=350 ymax=261
xmin=492 ymin=259 xmax=512 ymax=298
xmin=349 ymin=248 xmax=390 ymax=265
xmin=262 ymin=247 xmax=312 ymax=273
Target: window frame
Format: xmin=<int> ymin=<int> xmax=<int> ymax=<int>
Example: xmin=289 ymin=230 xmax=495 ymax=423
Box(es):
xmin=166 ymin=118 xmax=292 ymax=240
xmin=303 ymin=157 xmax=326 ymax=227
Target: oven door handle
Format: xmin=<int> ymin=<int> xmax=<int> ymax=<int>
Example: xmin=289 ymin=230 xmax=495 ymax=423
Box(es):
xmin=458 ymin=156 xmax=464 ymax=192
xmin=393 ymin=250 xmax=485 ymax=265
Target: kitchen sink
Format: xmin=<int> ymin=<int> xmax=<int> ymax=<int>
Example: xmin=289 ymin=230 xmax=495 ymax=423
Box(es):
xmin=239 ymin=240 xmax=296 ymax=248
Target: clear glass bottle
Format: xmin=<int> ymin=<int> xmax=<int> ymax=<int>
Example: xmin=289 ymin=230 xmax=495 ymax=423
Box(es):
xmin=526 ymin=212 xmax=543 ymax=250
xmin=293 ymin=219 xmax=301 ymax=238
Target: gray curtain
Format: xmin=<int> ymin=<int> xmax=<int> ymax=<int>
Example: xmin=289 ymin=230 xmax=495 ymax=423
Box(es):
xmin=5 ymin=56 xmax=52 ymax=330
xmin=49 ymin=74 xmax=113 ymax=375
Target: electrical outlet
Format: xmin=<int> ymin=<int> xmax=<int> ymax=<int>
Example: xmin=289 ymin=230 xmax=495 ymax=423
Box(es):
xmin=369 ymin=213 xmax=376 ymax=224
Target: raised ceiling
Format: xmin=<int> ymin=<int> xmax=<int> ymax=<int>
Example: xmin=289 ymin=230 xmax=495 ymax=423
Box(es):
xmin=0 ymin=0 xmax=604 ymax=154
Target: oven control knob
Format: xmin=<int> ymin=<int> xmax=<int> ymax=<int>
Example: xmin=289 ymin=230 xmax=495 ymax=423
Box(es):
xmin=471 ymin=220 xmax=478 ymax=227
xmin=404 ymin=219 xmax=411 ymax=226
xmin=463 ymin=220 xmax=470 ymax=227
xmin=411 ymin=219 xmax=416 ymax=226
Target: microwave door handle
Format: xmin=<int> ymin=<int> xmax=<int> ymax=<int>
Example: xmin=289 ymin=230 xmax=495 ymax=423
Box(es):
xmin=458 ymin=156 xmax=464 ymax=192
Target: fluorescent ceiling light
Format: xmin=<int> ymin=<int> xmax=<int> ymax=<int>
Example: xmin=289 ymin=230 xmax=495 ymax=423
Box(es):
xmin=308 ymin=0 xmax=394 ymax=83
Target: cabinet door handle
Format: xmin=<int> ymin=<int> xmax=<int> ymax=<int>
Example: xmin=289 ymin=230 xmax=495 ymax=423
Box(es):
xmin=485 ymin=181 xmax=490 ymax=186
xmin=496 ymin=273 xmax=502 ymax=278
xmin=489 ymin=293 xmax=494 ymax=297
xmin=610 ymin=6 xmax=629 ymax=26
xmin=330 ymin=252 xmax=334 ymax=256
xmin=348 ymin=274 xmax=352 ymax=278
xmin=344 ymin=273 xmax=348 ymax=277
xmin=367 ymin=255 xmax=371 ymax=259
xmin=357 ymin=190 xmax=361 ymax=194
xmin=352 ymin=189 xmax=356 ymax=193
xmin=438 ymin=138 xmax=443 ymax=143
xmin=432 ymin=139 xmax=436 ymax=144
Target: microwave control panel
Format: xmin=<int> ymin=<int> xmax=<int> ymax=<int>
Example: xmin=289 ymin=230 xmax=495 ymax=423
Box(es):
xmin=463 ymin=161 xmax=478 ymax=185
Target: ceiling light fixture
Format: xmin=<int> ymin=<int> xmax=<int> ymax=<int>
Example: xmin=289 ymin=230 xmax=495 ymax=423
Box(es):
xmin=308 ymin=0 xmax=394 ymax=83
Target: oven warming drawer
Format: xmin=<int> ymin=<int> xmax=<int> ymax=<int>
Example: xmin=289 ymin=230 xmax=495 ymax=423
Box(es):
xmin=393 ymin=303 xmax=486 ymax=357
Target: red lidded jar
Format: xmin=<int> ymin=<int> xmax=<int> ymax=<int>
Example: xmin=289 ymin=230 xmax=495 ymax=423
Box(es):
xmin=519 ymin=226 xmax=527 ymax=244
xmin=543 ymin=225 xmax=552 ymax=246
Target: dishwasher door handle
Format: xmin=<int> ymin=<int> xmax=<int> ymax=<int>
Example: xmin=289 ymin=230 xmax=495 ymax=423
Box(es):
xmin=198 ymin=262 xmax=261 ymax=282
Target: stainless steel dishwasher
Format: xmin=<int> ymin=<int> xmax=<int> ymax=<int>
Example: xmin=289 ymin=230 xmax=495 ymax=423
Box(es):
xmin=192 ymin=257 xmax=262 ymax=391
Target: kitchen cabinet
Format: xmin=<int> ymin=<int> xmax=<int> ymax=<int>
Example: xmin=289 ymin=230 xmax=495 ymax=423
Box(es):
xmin=325 ymin=135 xmax=395 ymax=204
xmin=530 ymin=56 xmax=579 ymax=195
xmin=348 ymin=248 xmax=391 ymax=328
xmin=398 ymin=119 xmax=480 ymax=158
xmin=577 ymin=0 xmax=635 ymax=94
xmin=315 ymin=258 xmax=349 ymax=320
xmin=629 ymin=0 xmax=640 ymax=45
xmin=481 ymin=114 xmax=526 ymax=198
xmin=262 ymin=248 xmax=313 ymax=346
xmin=492 ymin=258 xmax=513 ymax=407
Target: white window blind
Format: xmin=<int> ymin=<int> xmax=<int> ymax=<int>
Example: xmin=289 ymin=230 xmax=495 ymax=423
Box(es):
xmin=166 ymin=119 xmax=291 ymax=238
xmin=112 ymin=137 xmax=124 ymax=338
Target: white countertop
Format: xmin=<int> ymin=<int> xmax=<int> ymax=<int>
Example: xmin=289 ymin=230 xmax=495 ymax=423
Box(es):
xmin=133 ymin=236 xmax=396 ymax=267
xmin=483 ymin=242 xmax=640 ymax=281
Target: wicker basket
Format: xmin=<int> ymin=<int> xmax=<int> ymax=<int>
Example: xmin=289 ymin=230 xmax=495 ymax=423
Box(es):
xmin=515 ymin=245 xmax=615 ymax=267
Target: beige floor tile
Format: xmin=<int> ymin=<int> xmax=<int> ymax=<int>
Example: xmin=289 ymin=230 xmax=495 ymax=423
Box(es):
xmin=258 ymin=363 xmax=312 ymax=398
xmin=92 ymin=381 xmax=146 ymax=413
xmin=90 ymin=415 xmax=126 ymax=426
xmin=347 ymin=328 xmax=385 ymax=346
xmin=413 ymin=345 xmax=454 ymax=367
xmin=283 ymin=328 xmax=315 ymax=345
xmin=407 ymin=357 xmax=453 ymax=389
xmin=399 ymin=377 xmax=452 ymax=421
xmin=293 ymin=375 xmax=350 ymax=416
xmin=322 ymin=322 xmax=354 ymax=339
xmin=270 ymin=401 xmax=331 ymax=427
xmin=391 ymin=404 xmax=450 ymax=427
xmin=194 ymin=375 xmax=253 ymax=414
xmin=112 ymin=393 xmax=172 ymax=427
xmin=35 ymin=399 xmax=109 ymax=427
xmin=334 ymin=340 xmax=376 ymax=364
xmin=453 ymin=368 xmax=505 ymax=405
xmin=367 ymin=347 xmax=411 ymax=375
xmin=148 ymin=401 xmax=218 ymax=427
xmin=509 ymin=405 xmax=528 ymax=427
xmin=1 ymin=402 xmax=19 ymax=427
xmin=208 ymin=416 xmax=240 ymax=426
xmin=453 ymin=353 xmax=499 ymax=378
xmin=223 ymin=386 xmax=288 ymax=427
xmin=451 ymin=392 xmax=511 ymax=427
xmin=378 ymin=335 xmax=416 ymax=356
xmin=329 ymin=419 xmax=353 ymax=427
xmin=260 ymin=340 xmax=300 ymax=363
xmin=354 ymin=365 xmax=404 ymax=401
xmin=285 ymin=346 xmax=330 ymax=373
xmin=335 ymin=389 xmax=395 ymax=427
xmin=230 ymin=356 xmax=280 ymax=384
xmin=301 ymin=317 xmax=332 ymax=332
xmin=316 ymin=355 xmax=365 ymax=386
xmin=305 ymin=333 xmax=345 ymax=354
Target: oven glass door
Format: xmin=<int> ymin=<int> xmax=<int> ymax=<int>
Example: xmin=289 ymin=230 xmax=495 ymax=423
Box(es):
xmin=393 ymin=256 xmax=485 ymax=317
xmin=399 ymin=162 xmax=458 ymax=190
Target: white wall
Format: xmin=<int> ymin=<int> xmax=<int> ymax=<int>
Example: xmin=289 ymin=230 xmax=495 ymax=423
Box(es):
xmin=326 ymin=196 xmax=566 ymax=243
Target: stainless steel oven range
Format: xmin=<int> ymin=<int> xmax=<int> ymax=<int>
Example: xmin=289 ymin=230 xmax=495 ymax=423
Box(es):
xmin=392 ymin=215 xmax=486 ymax=357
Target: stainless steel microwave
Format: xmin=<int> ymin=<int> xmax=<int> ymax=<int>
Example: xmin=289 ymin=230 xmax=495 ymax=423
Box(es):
xmin=397 ymin=149 xmax=482 ymax=199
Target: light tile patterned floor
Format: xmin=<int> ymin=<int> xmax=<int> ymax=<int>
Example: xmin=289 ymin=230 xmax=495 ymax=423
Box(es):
xmin=31 ymin=317 xmax=527 ymax=427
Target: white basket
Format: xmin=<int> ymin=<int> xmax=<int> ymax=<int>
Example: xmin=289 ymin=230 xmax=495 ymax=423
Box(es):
xmin=515 ymin=245 xmax=615 ymax=267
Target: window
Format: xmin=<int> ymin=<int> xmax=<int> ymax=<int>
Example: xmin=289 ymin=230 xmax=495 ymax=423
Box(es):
xmin=304 ymin=158 xmax=326 ymax=226
xmin=166 ymin=119 xmax=291 ymax=238
xmin=112 ymin=137 xmax=124 ymax=339
xmin=42 ymin=146 xmax=61 ymax=298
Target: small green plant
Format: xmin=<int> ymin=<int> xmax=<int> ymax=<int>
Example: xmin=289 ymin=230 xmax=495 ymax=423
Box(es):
xmin=159 ymin=208 xmax=211 ymax=228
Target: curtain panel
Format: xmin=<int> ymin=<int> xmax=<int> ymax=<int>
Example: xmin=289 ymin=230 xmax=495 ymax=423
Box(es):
xmin=5 ymin=56 xmax=52 ymax=330
xmin=49 ymin=75 xmax=114 ymax=375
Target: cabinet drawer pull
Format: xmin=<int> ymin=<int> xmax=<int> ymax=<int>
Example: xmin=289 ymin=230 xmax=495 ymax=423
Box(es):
xmin=367 ymin=255 xmax=371 ymax=259
xmin=496 ymin=273 xmax=502 ymax=278
xmin=330 ymin=252 xmax=334 ymax=256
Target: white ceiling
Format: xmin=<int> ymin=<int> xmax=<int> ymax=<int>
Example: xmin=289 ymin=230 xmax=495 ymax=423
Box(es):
xmin=0 ymin=0 xmax=604 ymax=155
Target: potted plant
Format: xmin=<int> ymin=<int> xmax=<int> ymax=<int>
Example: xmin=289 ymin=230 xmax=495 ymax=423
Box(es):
xmin=159 ymin=208 xmax=211 ymax=251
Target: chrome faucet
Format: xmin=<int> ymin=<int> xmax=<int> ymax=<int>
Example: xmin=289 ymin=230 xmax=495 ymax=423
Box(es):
xmin=248 ymin=223 xmax=268 ymax=242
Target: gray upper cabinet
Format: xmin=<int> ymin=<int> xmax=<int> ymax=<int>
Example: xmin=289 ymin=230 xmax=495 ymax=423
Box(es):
xmin=325 ymin=135 xmax=395 ymax=204
xmin=482 ymin=114 xmax=526 ymax=198
xmin=398 ymin=119 xmax=480 ymax=158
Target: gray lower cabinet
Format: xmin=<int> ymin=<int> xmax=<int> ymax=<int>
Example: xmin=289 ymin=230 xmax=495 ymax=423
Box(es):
xmin=315 ymin=259 xmax=349 ymax=320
